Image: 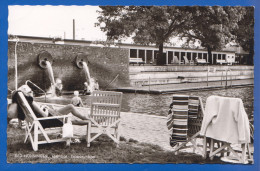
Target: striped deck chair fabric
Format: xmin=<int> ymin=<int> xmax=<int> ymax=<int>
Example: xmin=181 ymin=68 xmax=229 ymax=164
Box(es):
xmin=188 ymin=96 xmax=202 ymax=136
xmin=167 ymin=95 xmax=189 ymax=147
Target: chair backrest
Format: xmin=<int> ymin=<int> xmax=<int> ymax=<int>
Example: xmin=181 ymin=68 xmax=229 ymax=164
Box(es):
xmin=188 ymin=96 xmax=200 ymax=118
xmin=91 ymin=91 xmax=122 ymax=105
xmin=173 ymin=56 xmax=179 ymax=64
xmin=16 ymin=92 xmax=37 ymax=124
xmin=167 ymin=95 xmax=204 ymax=141
xmin=16 ymin=92 xmax=63 ymax=129
xmin=167 ymin=95 xmax=189 ymax=146
xmin=187 ymin=96 xmax=204 ymax=136
xmin=183 ymin=56 xmax=189 ymax=64
xmin=90 ymin=91 xmax=123 ymax=126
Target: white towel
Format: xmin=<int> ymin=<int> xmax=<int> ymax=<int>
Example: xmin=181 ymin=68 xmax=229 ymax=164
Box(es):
xmin=200 ymin=96 xmax=250 ymax=144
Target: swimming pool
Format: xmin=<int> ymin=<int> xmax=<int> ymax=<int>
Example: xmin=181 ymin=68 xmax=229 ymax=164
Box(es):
xmin=35 ymin=87 xmax=254 ymax=118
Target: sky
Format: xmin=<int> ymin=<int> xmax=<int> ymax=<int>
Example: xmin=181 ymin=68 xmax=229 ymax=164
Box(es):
xmin=8 ymin=5 xmax=110 ymax=41
xmin=8 ymin=5 xmax=187 ymax=45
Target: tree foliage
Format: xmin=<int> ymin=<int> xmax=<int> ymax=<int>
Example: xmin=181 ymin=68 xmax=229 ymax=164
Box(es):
xmin=96 ymin=6 xmax=192 ymax=65
xmin=231 ymin=7 xmax=254 ymax=64
xmin=180 ymin=6 xmax=246 ymax=64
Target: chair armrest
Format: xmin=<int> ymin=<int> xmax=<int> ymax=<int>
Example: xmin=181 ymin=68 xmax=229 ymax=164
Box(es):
xmin=36 ymin=115 xmax=70 ymax=121
xmin=91 ymin=114 xmax=120 ymax=118
xmin=92 ymin=103 xmax=120 ymax=107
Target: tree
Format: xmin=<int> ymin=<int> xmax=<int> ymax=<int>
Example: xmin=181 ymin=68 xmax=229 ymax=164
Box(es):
xmin=96 ymin=6 xmax=192 ymax=65
xmin=232 ymin=7 xmax=254 ymax=65
xmin=180 ymin=6 xmax=246 ymax=64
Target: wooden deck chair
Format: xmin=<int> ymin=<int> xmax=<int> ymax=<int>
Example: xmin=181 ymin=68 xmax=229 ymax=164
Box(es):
xmin=203 ymin=96 xmax=254 ymax=164
xmin=167 ymin=95 xmax=207 ymax=158
xmin=16 ymin=92 xmax=71 ymax=151
xmin=88 ymin=91 xmax=123 ymax=147
xmin=172 ymin=56 xmax=180 ymax=64
xmin=209 ymin=139 xmax=253 ymax=164
xmin=183 ymin=56 xmax=190 ymax=64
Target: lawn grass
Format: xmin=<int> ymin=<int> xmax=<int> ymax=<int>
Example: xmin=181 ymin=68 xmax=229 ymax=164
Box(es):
xmin=7 ymin=125 xmax=224 ymax=164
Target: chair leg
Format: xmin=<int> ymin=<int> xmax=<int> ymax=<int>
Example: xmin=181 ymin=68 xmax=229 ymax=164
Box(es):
xmin=66 ymin=139 xmax=71 ymax=146
xmin=86 ymin=121 xmax=91 ymax=147
xmin=33 ymin=123 xmax=39 ymax=151
xmin=241 ymin=144 xmax=246 ymax=163
xmin=247 ymin=143 xmax=252 ymax=160
xmin=192 ymin=138 xmax=196 ymax=153
xmin=217 ymin=142 xmax=224 ymax=157
xmin=115 ymin=125 xmax=121 ymax=146
xmin=210 ymin=139 xmax=214 ymax=160
xmin=202 ymin=136 xmax=207 ymax=159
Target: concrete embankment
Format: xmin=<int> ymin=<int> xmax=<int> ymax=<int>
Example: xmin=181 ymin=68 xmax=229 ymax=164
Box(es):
xmin=114 ymin=65 xmax=254 ymax=94
xmin=129 ymin=65 xmax=253 ymax=87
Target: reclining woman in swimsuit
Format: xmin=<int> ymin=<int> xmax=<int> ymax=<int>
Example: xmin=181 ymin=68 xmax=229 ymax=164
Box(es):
xmin=8 ymin=85 xmax=90 ymax=127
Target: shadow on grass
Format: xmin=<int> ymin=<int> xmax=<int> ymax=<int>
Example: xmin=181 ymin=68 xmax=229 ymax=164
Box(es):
xmin=7 ymin=125 xmax=224 ymax=164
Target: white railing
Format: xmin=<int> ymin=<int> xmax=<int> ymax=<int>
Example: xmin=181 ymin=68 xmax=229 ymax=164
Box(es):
xmin=25 ymin=80 xmax=47 ymax=102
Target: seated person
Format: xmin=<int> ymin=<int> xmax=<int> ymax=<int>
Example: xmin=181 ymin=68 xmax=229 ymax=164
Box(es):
xmin=83 ymin=82 xmax=90 ymax=95
xmin=55 ymin=79 xmax=63 ymax=96
xmin=94 ymin=79 xmax=99 ymax=90
xmin=71 ymin=91 xmax=84 ymax=107
xmin=8 ymin=85 xmax=90 ymax=128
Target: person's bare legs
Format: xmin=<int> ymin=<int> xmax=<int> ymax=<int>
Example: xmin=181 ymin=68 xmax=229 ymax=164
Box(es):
xmin=71 ymin=120 xmax=90 ymax=125
xmin=57 ymin=104 xmax=89 ymax=120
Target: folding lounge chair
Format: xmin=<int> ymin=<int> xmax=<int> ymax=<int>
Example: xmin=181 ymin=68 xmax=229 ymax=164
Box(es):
xmin=201 ymin=96 xmax=253 ymax=164
xmin=16 ymin=92 xmax=71 ymax=151
xmin=171 ymin=56 xmax=180 ymax=65
xmin=88 ymin=91 xmax=123 ymax=147
xmin=183 ymin=56 xmax=190 ymax=65
xmin=167 ymin=95 xmax=207 ymax=158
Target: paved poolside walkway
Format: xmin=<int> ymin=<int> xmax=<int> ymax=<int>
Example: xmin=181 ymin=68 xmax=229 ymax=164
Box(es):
xmin=73 ymin=110 xmax=176 ymax=151
xmin=73 ymin=110 xmax=253 ymax=155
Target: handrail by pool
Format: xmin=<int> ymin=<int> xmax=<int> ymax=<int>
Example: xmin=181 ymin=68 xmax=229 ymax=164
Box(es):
xmin=25 ymin=80 xmax=47 ymax=102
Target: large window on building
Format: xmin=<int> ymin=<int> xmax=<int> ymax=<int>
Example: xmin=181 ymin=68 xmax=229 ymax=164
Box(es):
xmin=222 ymin=54 xmax=226 ymax=60
xmin=203 ymin=53 xmax=207 ymax=59
xmin=139 ymin=50 xmax=145 ymax=61
xmin=130 ymin=49 xmax=137 ymax=58
xmin=181 ymin=52 xmax=186 ymax=61
xmin=174 ymin=52 xmax=179 ymax=58
xmin=198 ymin=53 xmax=202 ymax=59
xmin=146 ymin=50 xmax=153 ymax=64
xmin=168 ymin=51 xmax=173 ymax=64
xmin=187 ymin=52 xmax=191 ymax=60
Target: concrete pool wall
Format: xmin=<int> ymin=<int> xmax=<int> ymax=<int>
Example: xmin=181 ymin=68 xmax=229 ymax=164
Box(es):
xmin=8 ymin=41 xmax=130 ymax=91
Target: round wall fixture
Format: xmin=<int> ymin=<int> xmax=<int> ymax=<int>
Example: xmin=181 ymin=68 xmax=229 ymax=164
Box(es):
xmin=38 ymin=51 xmax=53 ymax=68
xmin=75 ymin=52 xmax=89 ymax=68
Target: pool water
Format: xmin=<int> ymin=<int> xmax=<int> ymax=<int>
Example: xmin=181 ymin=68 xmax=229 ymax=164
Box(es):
xmin=36 ymin=87 xmax=254 ymax=119
xmin=121 ymin=87 xmax=254 ymax=118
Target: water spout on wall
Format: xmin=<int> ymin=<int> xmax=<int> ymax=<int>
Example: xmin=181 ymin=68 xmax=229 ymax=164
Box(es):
xmin=46 ymin=60 xmax=55 ymax=85
xmin=82 ymin=61 xmax=91 ymax=85
xmin=45 ymin=60 xmax=58 ymax=97
xmin=82 ymin=61 xmax=95 ymax=93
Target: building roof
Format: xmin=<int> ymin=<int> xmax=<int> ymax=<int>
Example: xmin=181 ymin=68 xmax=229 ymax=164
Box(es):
xmin=8 ymin=35 xmax=238 ymax=53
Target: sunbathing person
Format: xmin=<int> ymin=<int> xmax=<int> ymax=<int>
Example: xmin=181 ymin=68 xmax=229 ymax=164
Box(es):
xmin=8 ymin=85 xmax=90 ymax=127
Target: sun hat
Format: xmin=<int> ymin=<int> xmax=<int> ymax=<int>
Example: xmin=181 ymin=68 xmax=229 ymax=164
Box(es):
xmin=18 ymin=85 xmax=32 ymax=94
